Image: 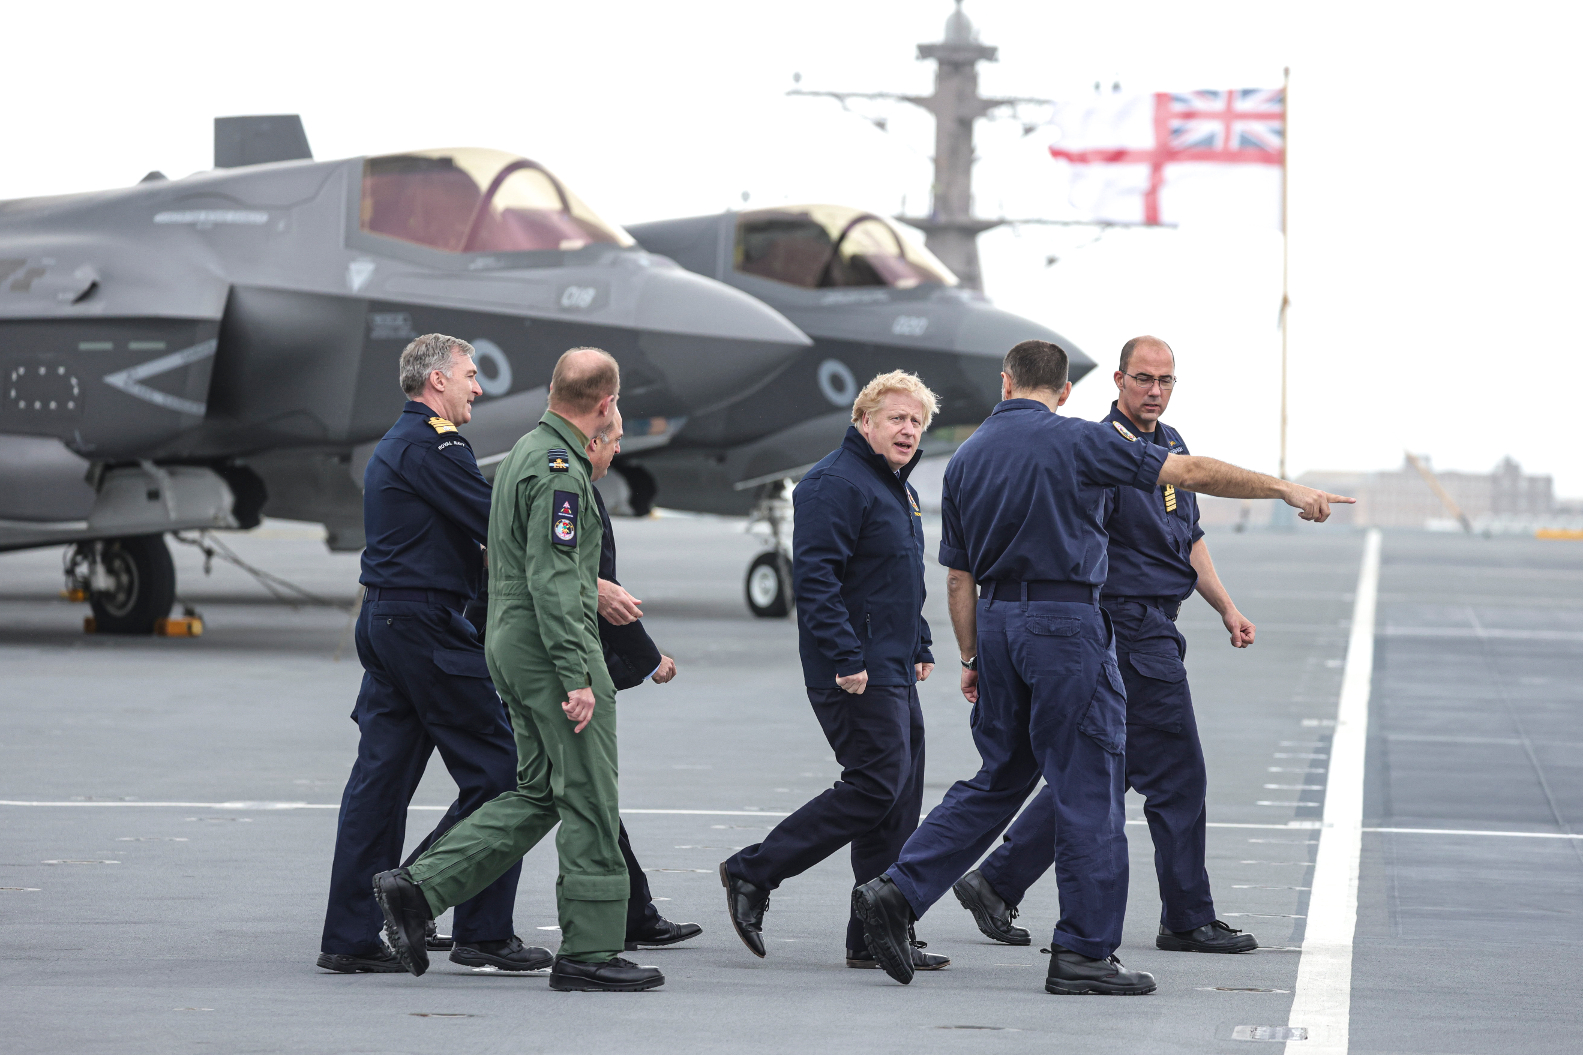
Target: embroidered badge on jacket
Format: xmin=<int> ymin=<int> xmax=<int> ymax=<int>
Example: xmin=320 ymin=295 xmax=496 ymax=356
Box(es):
xmin=428 ymin=416 xmax=458 ymax=434
xmin=1112 ymin=420 xmax=1137 ymax=441
xmin=547 ymin=448 xmax=570 ymax=473
xmin=551 ymin=490 xmax=579 ymax=547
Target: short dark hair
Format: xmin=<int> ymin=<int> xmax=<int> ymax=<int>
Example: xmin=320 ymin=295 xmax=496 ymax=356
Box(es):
xmin=1002 ymin=340 xmax=1068 ymax=393
xmin=549 ymin=347 xmax=620 ymax=415
xmin=1119 ymin=335 xmax=1174 ymax=374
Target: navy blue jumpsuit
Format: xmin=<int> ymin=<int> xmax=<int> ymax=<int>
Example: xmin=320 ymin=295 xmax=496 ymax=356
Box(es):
xmin=881 ymin=398 xmax=1167 ymax=961
xmin=976 ymin=402 xmax=1218 ymax=933
xmin=319 ymin=400 xmax=521 ymax=955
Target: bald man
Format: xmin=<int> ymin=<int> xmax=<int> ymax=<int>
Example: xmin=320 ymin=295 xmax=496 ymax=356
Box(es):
xmin=952 ymin=336 xmax=1264 ymax=957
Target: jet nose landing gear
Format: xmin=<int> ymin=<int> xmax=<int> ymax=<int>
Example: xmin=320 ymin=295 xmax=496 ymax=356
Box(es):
xmin=66 ymin=536 xmax=176 ymax=635
xmin=743 ymin=479 xmax=795 ymax=618
xmin=746 ymin=551 xmax=791 ymax=618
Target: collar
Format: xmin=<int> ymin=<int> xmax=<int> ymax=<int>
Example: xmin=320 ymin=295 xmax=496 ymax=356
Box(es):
xmin=405 ymin=399 xmax=440 ymax=418
xmin=992 ymin=397 xmax=1056 ymax=416
xmin=1106 ymin=400 xmax=1167 ymax=443
xmin=842 ymin=425 xmax=922 ymax=484
xmin=541 ymin=410 xmax=591 ymax=464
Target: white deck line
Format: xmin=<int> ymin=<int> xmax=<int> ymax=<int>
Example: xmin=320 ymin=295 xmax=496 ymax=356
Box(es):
xmin=1285 ymin=528 xmax=1380 ymax=1053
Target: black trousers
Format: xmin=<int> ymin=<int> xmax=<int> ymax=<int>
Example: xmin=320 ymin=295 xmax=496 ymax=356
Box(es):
xmin=726 ymin=683 xmax=926 ymax=953
xmin=320 ymin=598 xmax=521 ymax=954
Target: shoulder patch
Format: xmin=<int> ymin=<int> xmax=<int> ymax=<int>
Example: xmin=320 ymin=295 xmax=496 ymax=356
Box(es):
xmin=547 ymin=448 xmax=571 ymax=473
xmin=551 ymin=489 xmax=579 ymax=547
xmin=428 ymin=416 xmax=458 ymax=434
xmin=1112 ymin=420 xmax=1137 ymax=442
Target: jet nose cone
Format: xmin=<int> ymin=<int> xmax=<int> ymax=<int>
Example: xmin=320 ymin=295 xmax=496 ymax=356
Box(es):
xmin=634 ymin=265 xmax=811 ymax=412
xmin=949 ymin=302 xmax=1095 ymax=410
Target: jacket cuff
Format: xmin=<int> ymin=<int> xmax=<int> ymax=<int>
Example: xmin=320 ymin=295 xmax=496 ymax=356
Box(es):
xmin=916 ymin=648 xmax=935 ymax=665
xmin=834 ymin=657 xmax=866 ymax=678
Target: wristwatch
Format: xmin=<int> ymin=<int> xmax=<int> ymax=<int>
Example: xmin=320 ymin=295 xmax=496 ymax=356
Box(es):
xmin=960 ymin=655 xmax=977 ymax=671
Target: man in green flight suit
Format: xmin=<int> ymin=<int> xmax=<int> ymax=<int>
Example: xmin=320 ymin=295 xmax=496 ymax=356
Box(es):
xmin=374 ymin=346 xmax=665 ymax=993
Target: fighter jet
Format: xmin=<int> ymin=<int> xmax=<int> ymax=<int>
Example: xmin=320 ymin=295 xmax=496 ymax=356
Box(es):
xmin=0 ymin=116 xmax=809 ymax=632
xmin=623 ymin=204 xmax=1093 ymax=612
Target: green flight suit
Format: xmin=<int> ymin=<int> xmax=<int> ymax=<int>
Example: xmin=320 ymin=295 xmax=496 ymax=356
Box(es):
xmin=404 ymin=410 xmax=627 ymax=962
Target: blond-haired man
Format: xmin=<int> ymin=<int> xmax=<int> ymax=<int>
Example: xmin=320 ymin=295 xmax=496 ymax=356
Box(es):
xmin=721 ymin=370 xmax=947 ymax=971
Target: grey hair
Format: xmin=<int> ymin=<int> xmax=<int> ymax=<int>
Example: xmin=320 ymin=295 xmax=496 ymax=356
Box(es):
xmin=399 ymin=333 xmax=475 ymax=397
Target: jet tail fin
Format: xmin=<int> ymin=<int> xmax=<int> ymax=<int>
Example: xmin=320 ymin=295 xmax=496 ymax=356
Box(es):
xmin=213 ymin=115 xmax=312 ymax=169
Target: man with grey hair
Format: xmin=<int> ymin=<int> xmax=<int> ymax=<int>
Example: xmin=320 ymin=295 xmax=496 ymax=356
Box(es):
xmin=317 ymin=334 xmax=549 ymax=976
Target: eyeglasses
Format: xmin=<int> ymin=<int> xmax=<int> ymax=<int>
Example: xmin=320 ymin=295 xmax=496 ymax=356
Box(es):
xmin=1123 ymin=372 xmax=1177 ymax=390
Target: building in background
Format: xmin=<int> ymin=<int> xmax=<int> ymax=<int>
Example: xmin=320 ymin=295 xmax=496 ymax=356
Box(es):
xmin=1197 ymin=455 xmax=1573 ymax=532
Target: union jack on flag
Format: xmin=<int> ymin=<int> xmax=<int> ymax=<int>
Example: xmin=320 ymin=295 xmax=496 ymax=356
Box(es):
xmin=1166 ymin=89 xmax=1284 ymax=155
xmin=1046 ymin=87 xmax=1285 ymax=227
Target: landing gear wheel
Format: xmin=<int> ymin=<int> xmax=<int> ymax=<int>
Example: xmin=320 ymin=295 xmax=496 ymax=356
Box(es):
xmin=89 ymin=535 xmax=176 ymax=635
xmin=745 ymin=551 xmax=791 ymax=618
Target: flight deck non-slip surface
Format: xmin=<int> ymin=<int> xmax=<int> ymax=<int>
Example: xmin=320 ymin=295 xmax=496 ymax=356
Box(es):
xmin=0 ymin=520 xmax=1577 ymax=1054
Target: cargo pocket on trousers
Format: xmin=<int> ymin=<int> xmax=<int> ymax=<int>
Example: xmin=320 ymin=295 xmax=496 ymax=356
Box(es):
xmin=1076 ymin=668 xmax=1127 ymax=756
xmin=562 ymin=871 xmax=631 ymax=901
xmin=426 ymin=648 xmax=501 ymax=731
xmin=1125 ymin=652 xmax=1188 ymax=734
xmin=1026 ymin=616 xmax=1084 ymax=675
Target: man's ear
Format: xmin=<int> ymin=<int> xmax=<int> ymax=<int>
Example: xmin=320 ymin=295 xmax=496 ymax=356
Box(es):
xmin=1000 ymin=372 xmax=1013 ymax=400
xmin=1056 ymin=381 xmax=1073 ymax=408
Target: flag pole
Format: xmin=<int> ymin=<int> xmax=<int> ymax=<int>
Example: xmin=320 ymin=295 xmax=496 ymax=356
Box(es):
xmin=1279 ymin=66 xmax=1290 ymax=480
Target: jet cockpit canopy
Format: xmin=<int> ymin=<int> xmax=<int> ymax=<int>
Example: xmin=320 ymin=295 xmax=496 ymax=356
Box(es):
xmin=360 ymin=147 xmax=634 ymax=254
xmin=734 ymin=205 xmax=957 ymax=290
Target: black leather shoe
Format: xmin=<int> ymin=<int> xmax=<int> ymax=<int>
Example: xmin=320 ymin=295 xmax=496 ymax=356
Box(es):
xmin=1044 ymin=944 xmax=1156 ymax=995
xmin=372 ymin=868 xmax=432 ymax=977
xmin=625 ymin=917 xmax=703 ymax=950
xmin=952 ymin=869 xmax=1031 ymax=946
xmin=847 ymin=927 xmax=949 ymax=971
xmin=450 ymin=935 xmax=554 ymax=971
xmin=851 ymin=875 xmax=916 ymax=985
xmin=425 ymin=919 xmax=453 ymax=952
xmin=720 ymin=862 xmax=769 ymax=958
xmin=1156 ymin=919 xmax=1258 ymax=953
xmin=548 ymin=955 xmax=665 ymax=992
xmin=316 ymin=947 xmax=405 ymax=973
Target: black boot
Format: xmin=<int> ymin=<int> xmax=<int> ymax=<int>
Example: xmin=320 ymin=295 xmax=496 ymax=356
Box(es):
xmin=548 ymin=955 xmax=665 ymax=992
xmin=952 ymin=869 xmax=1031 ymax=946
xmin=1043 ymin=944 xmax=1156 ymax=995
xmin=847 ymin=924 xmax=949 ymax=970
xmin=316 ymin=946 xmax=406 ymax=973
xmin=851 ymin=875 xmax=916 ymax=985
xmin=424 ymin=919 xmax=453 ymax=952
xmin=720 ymin=862 xmax=770 ymax=957
xmin=625 ymin=917 xmax=703 ymax=950
xmin=1156 ymin=920 xmax=1258 ymax=953
xmin=371 ymin=868 xmax=432 ymax=977
xmin=450 ymin=935 xmax=554 ymax=971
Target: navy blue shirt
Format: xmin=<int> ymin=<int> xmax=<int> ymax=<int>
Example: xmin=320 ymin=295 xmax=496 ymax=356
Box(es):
xmin=593 ymin=487 xmax=663 ymax=689
xmin=359 ymin=400 xmax=492 ymax=597
xmin=939 ymin=399 xmax=1167 ymax=584
xmin=793 ymin=426 xmax=934 ymax=687
xmin=1100 ymin=402 xmax=1203 ymax=601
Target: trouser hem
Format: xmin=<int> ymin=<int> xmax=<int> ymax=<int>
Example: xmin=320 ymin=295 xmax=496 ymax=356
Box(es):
xmin=1052 ymin=930 xmax=1112 ymax=961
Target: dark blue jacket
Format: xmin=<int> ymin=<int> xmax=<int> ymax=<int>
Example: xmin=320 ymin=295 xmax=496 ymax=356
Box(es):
xmin=1100 ymin=402 xmax=1203 ymax=601
xmin=939 ymin=399 xmax=1167 ymax=585
xmin=793 ymin=427 xmax=934 ymax=687
xmin=359 ymin=401 xmax=492 ymax=598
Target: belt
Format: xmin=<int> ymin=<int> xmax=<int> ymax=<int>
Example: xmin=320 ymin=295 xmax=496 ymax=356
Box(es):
xmin=364 ymin=586 xmax=466 ymax=613
xmin=979 ymin=580 xmax=1098 ymax=603
xmin=1102 ymin=594 xmax=1182 ymax=621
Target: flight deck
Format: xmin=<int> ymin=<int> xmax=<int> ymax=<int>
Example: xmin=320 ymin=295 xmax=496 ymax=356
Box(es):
xmin=0 ymin=516 xmax=1577 ymax=1053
